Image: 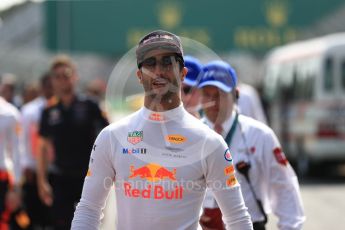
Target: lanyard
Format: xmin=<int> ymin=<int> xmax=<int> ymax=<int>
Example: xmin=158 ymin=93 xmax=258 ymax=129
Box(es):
xmin=224 ymin=112 xmax=239 ymax=145
xmin=228 ymin=113 xmax=268 ymax=224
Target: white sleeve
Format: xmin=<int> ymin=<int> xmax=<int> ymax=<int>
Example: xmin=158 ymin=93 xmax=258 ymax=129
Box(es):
xmin=71 ymin=128 xmax=115 ymax=230
xmin=262 ymin=130 xmax=305 ymax=230
xmin=20 ymin=107 xmax=33 ymax=169
xmin=203 ymin=136 xmax=253 ymax=230
xmin=6 ymin=112 xmax=22 ymax=184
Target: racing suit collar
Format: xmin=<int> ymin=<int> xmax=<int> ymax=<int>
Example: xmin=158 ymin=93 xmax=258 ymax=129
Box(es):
xmin=141 ymin=103 xmax=185 ymax=122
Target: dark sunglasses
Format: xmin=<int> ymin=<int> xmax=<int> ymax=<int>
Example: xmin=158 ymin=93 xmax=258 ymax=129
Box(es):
xmin=139 ymin=55 xmax=183 ymax=70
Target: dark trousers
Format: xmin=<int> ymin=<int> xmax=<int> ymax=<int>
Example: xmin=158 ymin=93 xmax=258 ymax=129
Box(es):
xmin=22 ymin=169 xmax=53 ymax=230
xmin=200 ymin=208 xmax=266 ymax=230
xmin=0 ymin=170 xmax=29 ymax=230
xmin=253 ymin=221 xmax=266 ymax=230
xmin=0 ymin=176 xmax=10 ymax=230
xmin=50 ymin=173 xmax=84 ymax=230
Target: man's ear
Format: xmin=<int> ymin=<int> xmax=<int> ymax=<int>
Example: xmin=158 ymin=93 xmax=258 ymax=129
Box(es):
xmin=136 ymin=69 xmax=143 ymax=84
xmin=181 ymin=67 xmax=188 ymax=82
xmin=235 ymin=87 xmax=239 ymax=100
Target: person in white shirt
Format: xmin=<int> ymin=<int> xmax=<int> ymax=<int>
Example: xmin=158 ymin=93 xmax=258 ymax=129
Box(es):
xmin=237 ymin=83 xmax=267 ymax=124
xmin=198 ymin=60 xmax=305 ymax=230
xmin=71 ymin=30 xmax=253 ymax=230
xmin=0 ymin=96 xmax=22 ymax=228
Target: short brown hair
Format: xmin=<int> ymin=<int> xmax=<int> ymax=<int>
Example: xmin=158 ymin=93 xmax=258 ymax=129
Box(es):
xmin=50 ymin=54 xmax=76 ymax=71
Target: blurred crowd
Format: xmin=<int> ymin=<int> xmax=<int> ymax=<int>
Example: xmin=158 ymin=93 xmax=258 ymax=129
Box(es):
xmin=0 ymin=54 xmax=108 ymax=230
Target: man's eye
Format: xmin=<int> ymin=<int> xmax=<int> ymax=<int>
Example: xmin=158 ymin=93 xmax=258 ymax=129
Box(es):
xmin=161 ymin=56 xmax=173 ymax=66
xmin=143 ymin=58 xmax=156 ymax=67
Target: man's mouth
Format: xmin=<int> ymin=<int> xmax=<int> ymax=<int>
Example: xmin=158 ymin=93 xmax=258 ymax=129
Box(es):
xmin=152 ymin=78 xmax=168 ymax=87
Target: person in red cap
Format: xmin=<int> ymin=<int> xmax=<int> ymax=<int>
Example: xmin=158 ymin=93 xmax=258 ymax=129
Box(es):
xmin=72 ymin=30 xmax=253 ymax=230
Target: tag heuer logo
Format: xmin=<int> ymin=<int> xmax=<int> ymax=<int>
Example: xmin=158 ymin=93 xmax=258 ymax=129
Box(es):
xmin=128 ymin=131 xmax=143 ymax=145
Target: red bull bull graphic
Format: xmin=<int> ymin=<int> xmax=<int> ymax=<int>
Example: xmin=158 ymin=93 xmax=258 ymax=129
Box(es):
xmin=124 ymin=163 xmax=183 ymax=200
xmin=127 ymin=130 xmax=143 ymax=145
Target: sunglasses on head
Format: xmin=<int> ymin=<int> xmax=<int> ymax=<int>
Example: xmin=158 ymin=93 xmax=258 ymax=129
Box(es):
xmin=139 ymin=55 xmax=183 ymax=71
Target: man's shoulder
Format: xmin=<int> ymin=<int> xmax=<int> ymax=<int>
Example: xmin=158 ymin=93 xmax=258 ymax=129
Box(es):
xmin=188 ymin=116 xmax=225 ymax=147
xmin=21 ymin=97 xmax=45 ymax=115
xmin=74 ymin=95 xmax=98 ymax=107
xmin=185 ymin=114 xmax=219 ymax=136
xmin=1 ymin=100 xmax=20 ymax=118
xmin=239 ymin=114 xmax=273 ymax=135
xmin=105 ymin=110 xmax=141 ymax=132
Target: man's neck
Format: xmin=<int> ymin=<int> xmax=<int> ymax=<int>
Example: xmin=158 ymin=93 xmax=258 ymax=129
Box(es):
xmin=144 ymin=94 xmax=180 ymax=112
xmin=59 ymin=92 xmax=75 ymax=107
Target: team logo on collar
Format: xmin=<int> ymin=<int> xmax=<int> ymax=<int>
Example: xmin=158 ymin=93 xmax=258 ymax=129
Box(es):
xmin=127 ymin=131 xmax=143 ymax=145
xmin=149 ymin=113 xmax=164 ymax=121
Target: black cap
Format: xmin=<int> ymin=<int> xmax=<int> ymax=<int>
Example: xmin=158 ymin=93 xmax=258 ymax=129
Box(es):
xmin=136 ymin=30 xmax=184 ymax=68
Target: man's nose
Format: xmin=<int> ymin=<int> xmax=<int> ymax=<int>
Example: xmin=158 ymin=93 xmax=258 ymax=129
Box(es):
xmin=152 ymin=64 xmax=167 ymax=77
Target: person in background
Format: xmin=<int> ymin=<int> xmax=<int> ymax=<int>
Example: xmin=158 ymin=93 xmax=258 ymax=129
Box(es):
xmin=0 ymin=73 xmax=22 ymax=108
xmin=181 ymin=55 xmax=203 ymax=118
xmin=0 ymin=95 xmax=24 ymax=229
xmin=198 ymin=60 xmax=305 ymax=230
xmin=21 ymin=72 xmax=54 ymax=229
xmin=37 ymin=55 xmax=108 ymax=229
xmin=71 ymin=30 xmax=253 ymax=230
xmin=237 ymin=82 xmax=267 ymax=124
xmin=21 ymin=82 xmax=40 ymax=106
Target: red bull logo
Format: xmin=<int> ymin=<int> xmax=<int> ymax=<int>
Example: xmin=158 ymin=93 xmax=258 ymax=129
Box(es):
xmin=124 ymin=163 xmax=183 ymax=200
xmin=149 ymin=113 xmax=164 ymax=121
xmin=128 ymin=163 xmax=176 ymax=182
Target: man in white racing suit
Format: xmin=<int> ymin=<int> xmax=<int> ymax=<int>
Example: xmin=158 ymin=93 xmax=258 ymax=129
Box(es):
xmin=71 ymin=30 xmax=253 ymax=230
xmin=198 ymin=60 xmax=305 ymax=230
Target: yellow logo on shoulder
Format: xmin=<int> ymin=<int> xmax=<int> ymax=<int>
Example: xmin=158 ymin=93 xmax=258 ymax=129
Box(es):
xmin=86 ymin=169 xmax=92 ymax=177
xmin=165 ymin=135 xmax=186 ymax=144
xmin=226 ymin=175 xmax=238 ymax=187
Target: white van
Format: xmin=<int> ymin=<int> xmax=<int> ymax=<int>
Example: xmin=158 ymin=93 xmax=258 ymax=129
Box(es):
xmin=263 ymin=33 xmax=345 ymax=175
